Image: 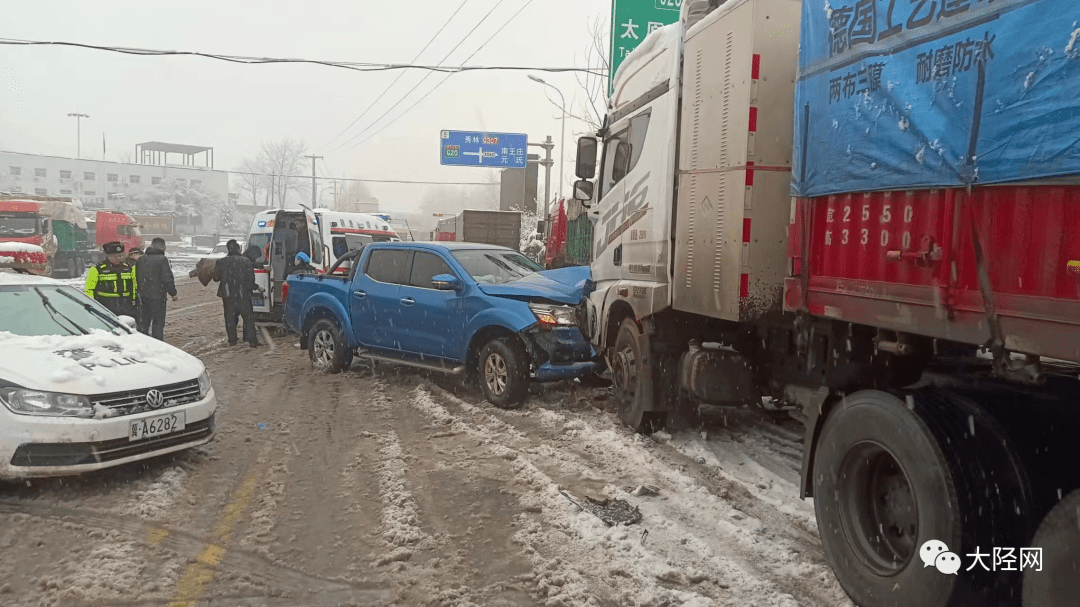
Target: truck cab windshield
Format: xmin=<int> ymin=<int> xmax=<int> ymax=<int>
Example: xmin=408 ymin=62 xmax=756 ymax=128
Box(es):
xmin=0 ymin=213 xmax=42 ymax=237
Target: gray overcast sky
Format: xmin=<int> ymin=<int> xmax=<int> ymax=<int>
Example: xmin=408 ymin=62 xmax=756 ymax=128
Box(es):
xmin=1 ymin=0 xmax=609 ymax=212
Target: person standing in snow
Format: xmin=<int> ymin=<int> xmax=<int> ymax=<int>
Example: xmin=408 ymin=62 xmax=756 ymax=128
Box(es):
xmin=84 ymin=241 xmax=138 ymax=318
xmin=243 ymin=244 xmax=265 ymax=270
xmin=135 ymin=237 xmax=178 ymax=341
xmin=215 ymin=239 xmax=259 ymax=348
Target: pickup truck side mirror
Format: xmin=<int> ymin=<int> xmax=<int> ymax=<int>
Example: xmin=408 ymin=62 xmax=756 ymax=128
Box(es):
xmin=576 ymin=137 xmax=598 ymax=179
xmin=431 ymin=274 xmax=461 ymax=291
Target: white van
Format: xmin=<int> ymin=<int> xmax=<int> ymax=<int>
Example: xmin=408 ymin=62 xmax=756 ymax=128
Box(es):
xmin=245 ymin=208 xmax=399 ymax=325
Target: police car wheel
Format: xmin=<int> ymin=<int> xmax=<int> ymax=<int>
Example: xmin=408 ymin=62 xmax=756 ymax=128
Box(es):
xmin=814 ymin=390 xmax=1031 ymax=607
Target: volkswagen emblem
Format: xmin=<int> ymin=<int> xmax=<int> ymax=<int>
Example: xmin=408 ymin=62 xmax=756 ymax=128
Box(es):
xmin=145 ymin=389 xmax=165 ymax=409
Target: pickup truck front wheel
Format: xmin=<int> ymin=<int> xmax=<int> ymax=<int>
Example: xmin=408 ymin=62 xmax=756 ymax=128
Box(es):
xmin=478 ymin=338 xmax=528 ymax=408
xmin=308 ymin=319 xmax=353 ymax=373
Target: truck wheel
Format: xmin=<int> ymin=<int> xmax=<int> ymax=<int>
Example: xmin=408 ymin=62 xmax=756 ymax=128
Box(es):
xmin=1024 ymin=487 xmax=1080 ymax=606
xmin=42 ymin=260 xmax=53 ymax=278
xmin=611 ymin=318 xmax=664 ymax=433
xmin=308 ymin=319 xmax=352 ymax=373
xmin=477 ymin=338 xmax=528 ymax=408
xmin=814 ymin=390 xmax=1032 ymax=607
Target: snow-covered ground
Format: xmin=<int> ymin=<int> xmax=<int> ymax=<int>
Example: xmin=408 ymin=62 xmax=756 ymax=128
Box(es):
xmin=0 ymin=280 xmax=852 ymax=606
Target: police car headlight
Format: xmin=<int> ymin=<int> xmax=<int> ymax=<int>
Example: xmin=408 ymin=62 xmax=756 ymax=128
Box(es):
xmin=0 ymin=387 xmax=93 ymax=417
xmin=197 ymin=370 xmax=212 ymax=398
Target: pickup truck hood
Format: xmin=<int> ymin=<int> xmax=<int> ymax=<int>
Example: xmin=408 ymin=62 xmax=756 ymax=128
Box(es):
xmin=476 ymin=266 xmax=593 ymax=305
xmin=0 ymin=329 xmax=206 ymax=395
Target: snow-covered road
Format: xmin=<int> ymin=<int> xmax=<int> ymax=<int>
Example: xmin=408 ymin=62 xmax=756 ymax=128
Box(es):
xmin=0 ymin=278 xmax=853 ymax=606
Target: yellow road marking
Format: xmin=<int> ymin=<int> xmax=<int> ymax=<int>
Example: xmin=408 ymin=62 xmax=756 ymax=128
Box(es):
xmin=146 ymin=528 xmax=170 ymax=547
xmin=167 ymin=473 xmax=260 ymax=607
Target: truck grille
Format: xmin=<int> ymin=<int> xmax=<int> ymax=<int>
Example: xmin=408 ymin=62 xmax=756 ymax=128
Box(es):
xmin=90 ymin=379 xmax=202 ymax=416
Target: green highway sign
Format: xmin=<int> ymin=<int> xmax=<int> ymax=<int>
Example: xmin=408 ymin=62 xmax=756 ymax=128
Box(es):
xmin=609 ymin=0 xmax=681 ymax=95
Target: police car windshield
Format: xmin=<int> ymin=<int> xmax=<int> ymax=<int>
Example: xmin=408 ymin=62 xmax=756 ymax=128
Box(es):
xmin=0 ymin=285 xmax=117 ymax=336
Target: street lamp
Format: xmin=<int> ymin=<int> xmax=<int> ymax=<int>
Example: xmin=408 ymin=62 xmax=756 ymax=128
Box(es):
xmin=67 ymin=113 xmax=90 ymax=158
xmin=528 ymin=75 xmax=567 ymax=223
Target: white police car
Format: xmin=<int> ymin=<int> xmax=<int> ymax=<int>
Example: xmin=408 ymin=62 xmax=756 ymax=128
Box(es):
xmin=0 ymin=272 xmax=216 ymax=478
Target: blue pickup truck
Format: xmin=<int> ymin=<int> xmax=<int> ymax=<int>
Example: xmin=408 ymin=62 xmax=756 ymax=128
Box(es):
xmin=282 ymin=241 xmax=601 ymax=407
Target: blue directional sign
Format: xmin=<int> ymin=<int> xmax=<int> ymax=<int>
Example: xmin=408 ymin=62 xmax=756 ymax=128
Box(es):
xmin=440 ymin=130 xmax=528 ymax=168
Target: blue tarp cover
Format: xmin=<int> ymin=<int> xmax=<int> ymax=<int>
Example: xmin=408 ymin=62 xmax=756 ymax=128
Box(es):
xmin=792 ymin=0 xmax=1080 ymax=197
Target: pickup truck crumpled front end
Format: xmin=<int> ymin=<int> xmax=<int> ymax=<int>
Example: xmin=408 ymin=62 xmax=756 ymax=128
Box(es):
xmin=520 ymin=325 xmax=600 ymax=382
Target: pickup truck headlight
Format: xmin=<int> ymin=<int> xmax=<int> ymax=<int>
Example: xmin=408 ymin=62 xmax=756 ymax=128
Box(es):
xmin=0 ymin=387 xmax=93 ymax=417
xmin=197 ymin=369 xmax=212 ymax=398
xmin=528 ymin=303 xmax=577 ymax=328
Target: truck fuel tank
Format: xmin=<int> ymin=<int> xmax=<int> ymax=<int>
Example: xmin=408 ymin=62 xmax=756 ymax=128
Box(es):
xmin=678 ymin=341 xmax=757 ymax=406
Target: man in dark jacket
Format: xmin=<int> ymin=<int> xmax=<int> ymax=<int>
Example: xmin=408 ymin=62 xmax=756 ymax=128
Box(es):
xmin=134 ymin=238 xmax=177 ymax=340
xmin=215 ymin=239 xmax=259 ymax=347
xmin=243 ymin=245 xmax=265 ymax=269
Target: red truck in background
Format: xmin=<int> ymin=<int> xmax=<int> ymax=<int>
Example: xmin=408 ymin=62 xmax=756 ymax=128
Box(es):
xmin=575 ymin=1 xmax=1080 ymax=605
xmin=85 ymin=209 xmax=144 ymax=265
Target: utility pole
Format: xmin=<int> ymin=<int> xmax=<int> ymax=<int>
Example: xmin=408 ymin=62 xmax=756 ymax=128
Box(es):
xmin=527 ymin=136 xmax=555 ymax=235
xmin=67 ymin=113 xmax=89 ymax=158
xmin=305 ymin=155 xmax=322 ymax=208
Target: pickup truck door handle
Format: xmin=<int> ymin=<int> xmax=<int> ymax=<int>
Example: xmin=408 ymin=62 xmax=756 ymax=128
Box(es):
xmin=352 ymin=290 xmax=366 ymax=299
xmin=400 ymin=297 xmax=415 ymax=306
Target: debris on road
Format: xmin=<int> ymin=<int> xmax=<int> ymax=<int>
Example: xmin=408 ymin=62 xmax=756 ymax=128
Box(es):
xmin=560 ymin=491 xmax=643 ymax=527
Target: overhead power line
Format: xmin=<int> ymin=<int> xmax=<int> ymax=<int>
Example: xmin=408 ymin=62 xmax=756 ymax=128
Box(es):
xmin=338 ymin=0 xmax=536 ymax=155
xmin=0 ymin=37 xmax=603 ymax=76
xmin=329 ymin=0 xmax=507 ymax=153
xmin=226 ymin=169 xmax=497 ymax=186
xmin=321 ymin=0 xmax=470 ymax=150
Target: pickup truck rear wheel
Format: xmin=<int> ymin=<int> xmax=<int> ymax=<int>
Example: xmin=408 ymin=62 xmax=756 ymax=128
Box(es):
xmin=814 ymin=390 xmax=1031 ymax=607
xmin=308 ymin=319 xmax=353 ymax=373
xmin=478 ymin=338 xmax=527 ymax=408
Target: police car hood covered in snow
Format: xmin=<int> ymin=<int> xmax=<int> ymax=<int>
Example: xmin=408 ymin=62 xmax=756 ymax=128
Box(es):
xmin=0 ymin=329 xmax=205 ymax=395
xmin=0 ymin=273 xmax=205 ymax=395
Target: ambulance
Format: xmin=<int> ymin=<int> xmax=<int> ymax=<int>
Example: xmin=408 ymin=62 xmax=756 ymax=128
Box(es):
xmin=245 ymin=207 xmax=399 ymax=325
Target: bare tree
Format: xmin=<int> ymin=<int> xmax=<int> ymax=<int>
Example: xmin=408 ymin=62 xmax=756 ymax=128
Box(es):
xmin=571 ymin=15 xmax=610 ymax=132
xmin=261 ymin=137 xmax=310 ymax=207
xmin=234 ymin=156 xmax=265 ymax=207
xmin=117 ymin=151 xmax=134 ymax=164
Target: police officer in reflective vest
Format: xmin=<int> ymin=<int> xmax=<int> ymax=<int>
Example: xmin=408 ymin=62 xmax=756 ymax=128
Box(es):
xmin=84 ymin=241 xmax=138 ymax=317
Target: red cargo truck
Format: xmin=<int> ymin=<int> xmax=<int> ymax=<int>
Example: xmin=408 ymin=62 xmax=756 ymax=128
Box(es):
xmin=85 ymin=209 xmax=144 ymax=264
xmin=574 ymin=1 xmax=1080 ymax=604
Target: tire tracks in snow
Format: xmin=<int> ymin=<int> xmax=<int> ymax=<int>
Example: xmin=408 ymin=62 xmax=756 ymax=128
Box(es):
xmin=416 ymin=384 xmax=851 ymax=607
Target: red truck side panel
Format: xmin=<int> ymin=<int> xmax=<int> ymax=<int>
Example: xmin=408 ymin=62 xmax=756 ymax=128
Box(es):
xmin=786 ymin=186 xmax=1080 ymax=363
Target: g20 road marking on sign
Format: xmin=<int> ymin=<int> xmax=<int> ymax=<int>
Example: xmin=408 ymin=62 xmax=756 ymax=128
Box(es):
xmin=440 ymin=130 xmax=528 ymax=168
xmin=609 ymin=0 xmax=682 ymax=95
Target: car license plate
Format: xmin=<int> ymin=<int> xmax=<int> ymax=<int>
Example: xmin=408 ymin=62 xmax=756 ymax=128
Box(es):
xmin=130 ymin=411 xmax=185 ymax=441
xmin=252 ymin=294 xmax=265 ymax=307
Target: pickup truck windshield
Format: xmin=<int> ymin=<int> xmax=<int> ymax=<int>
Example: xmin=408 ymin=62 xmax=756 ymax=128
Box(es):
xmin=0 ymin=213 xmax=41 ymax=236
xmin=0 ymin=285 xmax=117 ymax=336
xmin=452 ymin=249 xmax=543 ymax=285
